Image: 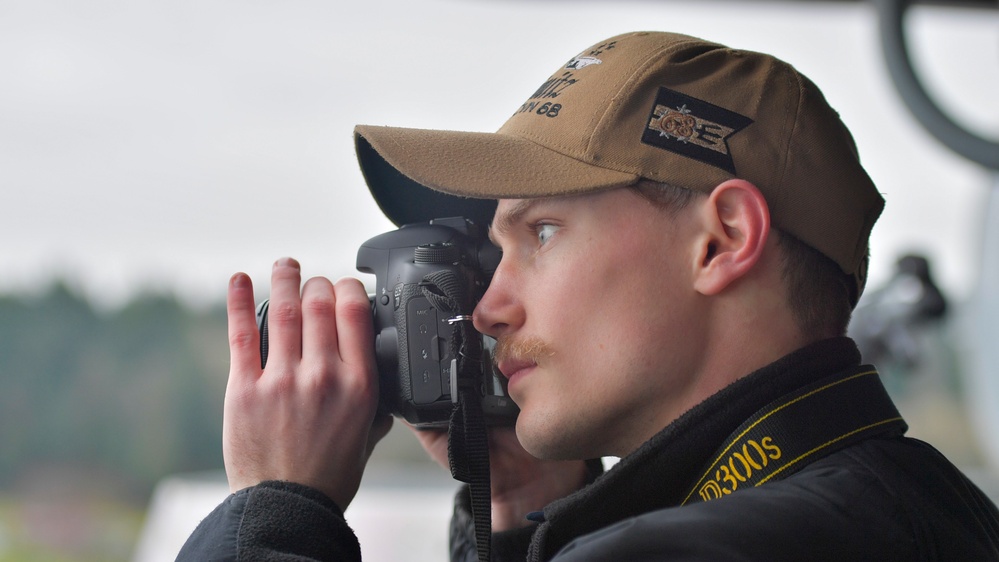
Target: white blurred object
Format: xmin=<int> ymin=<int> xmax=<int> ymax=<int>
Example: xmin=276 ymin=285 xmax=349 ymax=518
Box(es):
xmin=133 ymin=467 xmax=457 ymax=562
xmin=965 ymin=177 xmax=999 ymax=470
xmin=131 ymin=473 xmax=229 ymax=562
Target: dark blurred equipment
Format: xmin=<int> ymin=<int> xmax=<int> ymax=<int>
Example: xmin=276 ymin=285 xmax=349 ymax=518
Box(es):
xmin=850 ymin=254 xmax=948 ymax=369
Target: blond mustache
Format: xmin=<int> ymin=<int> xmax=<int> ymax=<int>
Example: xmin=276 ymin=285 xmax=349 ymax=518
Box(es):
xmin=493 ymin=336 xmax=555 ymax=367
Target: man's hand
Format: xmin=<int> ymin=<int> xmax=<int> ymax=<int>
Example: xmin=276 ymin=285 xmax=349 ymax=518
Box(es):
xmin=222 ymin=258 xmax=392 ymax=510
xmin=412 ymin=426 xmax=588 ymax=531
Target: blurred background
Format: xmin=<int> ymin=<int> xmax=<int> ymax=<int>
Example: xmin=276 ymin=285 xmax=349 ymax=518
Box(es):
xmin=0 ymin=0 xmax=996 ymax=560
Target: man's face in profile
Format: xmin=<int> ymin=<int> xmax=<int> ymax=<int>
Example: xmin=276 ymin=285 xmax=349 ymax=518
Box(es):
xmin=475 ymin=187 xmax=706 ymax=460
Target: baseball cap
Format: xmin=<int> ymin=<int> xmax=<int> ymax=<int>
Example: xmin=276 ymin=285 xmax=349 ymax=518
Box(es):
xmin=354 ymin=31 xmax=883 ymax=304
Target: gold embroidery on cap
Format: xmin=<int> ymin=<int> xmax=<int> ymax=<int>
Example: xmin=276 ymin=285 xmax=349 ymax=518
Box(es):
xmin=648 ymin=104 xmax=737 ymax=156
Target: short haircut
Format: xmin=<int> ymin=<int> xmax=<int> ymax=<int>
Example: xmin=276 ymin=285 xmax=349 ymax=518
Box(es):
xmin=775 ymin=230 xmax=854 ymax=337
xmin=629 ymin=179 xmax=853 ymax=338
xmin=630 ymin=178 xmax=702 ymax=217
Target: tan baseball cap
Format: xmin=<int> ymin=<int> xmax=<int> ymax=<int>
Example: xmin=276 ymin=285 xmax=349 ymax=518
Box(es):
xmin=354 ymin=31 xmax=883 ymax=305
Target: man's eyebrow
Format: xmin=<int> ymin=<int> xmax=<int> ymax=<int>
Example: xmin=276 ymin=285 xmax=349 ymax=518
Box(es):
xmin=488 ymin=199 xmax=540 ymax=244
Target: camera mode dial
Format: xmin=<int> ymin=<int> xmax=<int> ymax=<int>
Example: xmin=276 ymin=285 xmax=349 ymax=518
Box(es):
xmin=414 ymin=243 xmax=461 ymax=265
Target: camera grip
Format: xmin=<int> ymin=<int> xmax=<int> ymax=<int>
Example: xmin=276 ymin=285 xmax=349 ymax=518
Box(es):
xmin=256 ymin=300 xmax=270 ymax=369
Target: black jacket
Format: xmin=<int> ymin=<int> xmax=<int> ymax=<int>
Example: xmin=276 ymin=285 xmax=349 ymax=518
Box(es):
xmin=178 ymin=338 xmax=999 ymax=561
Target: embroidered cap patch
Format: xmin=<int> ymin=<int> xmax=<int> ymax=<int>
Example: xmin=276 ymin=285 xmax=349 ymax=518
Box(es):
xmin=641 ymin=87 xmax=753 ymax=174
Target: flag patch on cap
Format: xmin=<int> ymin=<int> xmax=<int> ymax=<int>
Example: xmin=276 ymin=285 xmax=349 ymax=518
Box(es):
xmin=641 ymin=87 xmax=752 ymax=174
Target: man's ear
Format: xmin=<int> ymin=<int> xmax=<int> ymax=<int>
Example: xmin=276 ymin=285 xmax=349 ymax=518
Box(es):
xmin=692 ymin=179 xmax=771 ymax=296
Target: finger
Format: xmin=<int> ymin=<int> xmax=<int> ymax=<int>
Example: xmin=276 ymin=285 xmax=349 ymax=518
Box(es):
xmin=408 ymin=424 xmax=447 ymax=446
xmin=332 ymin=278 xmax=375 ymax=370
xmin=408 ymin=425 xmax=451 ymax=469
xmin=366 ymin=414 xmax=395 ymax=459
xmin=301 ymin=276 xmax=338 ymax=363
xmin=267 ymin=257 xmax=303 ymax=364
xmin=227 ymin=272 xmax=260 ymax=379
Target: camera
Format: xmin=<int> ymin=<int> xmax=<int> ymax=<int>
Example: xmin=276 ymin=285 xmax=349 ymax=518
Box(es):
xmin=256 ymin=216 xmax=518 ymax=428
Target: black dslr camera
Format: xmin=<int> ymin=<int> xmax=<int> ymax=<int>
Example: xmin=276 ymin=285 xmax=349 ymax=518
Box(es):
xmin=257 ymin=217 xmax=518 ymax=428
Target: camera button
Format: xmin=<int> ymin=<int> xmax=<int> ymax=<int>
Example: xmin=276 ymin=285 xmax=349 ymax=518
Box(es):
xmin=431 ymin=335 xmax=443 ymax=361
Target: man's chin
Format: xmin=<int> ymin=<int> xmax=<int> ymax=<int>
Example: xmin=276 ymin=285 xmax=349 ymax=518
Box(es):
xmin=515 ymin=415 xmax=593 ymax=461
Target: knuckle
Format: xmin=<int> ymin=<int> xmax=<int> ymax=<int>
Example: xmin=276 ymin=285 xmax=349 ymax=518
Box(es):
xmin=305 ymin=359 xmax=376 ymax=400
xmin=303 ymin=295 xmax=336 ymax=318
xmin=337 ymin=298 xmax=371 ymax=326
xmin=270 ymin=301 xmax=301 ymax=327
xmin=257 ymin=367 xmax=297 ymax=398
xmin=229 ymin=328 xmax=257 ymax=351
xmin=342 ymin=365 xmax=379 ymax=399
xmin=268 ymin=369 xmax=297 ymax=395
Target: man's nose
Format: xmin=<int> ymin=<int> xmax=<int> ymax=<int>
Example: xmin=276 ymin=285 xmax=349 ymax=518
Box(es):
xmin=473 ymin=265 xmax=523 ymax=338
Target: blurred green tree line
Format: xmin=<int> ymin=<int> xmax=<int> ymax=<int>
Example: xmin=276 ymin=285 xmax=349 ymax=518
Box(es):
xmin=0 ymin=282 xmax=229 ymax=503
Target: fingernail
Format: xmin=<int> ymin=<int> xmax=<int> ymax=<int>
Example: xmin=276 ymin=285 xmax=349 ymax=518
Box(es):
xmin=274 ymin=257 xmax=300 ymax=270
xmin=231 ymin=272 xmax=250 ymax=288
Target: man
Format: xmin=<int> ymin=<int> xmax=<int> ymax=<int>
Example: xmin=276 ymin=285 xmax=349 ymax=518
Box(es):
xmin=179 ymin=32 xmax=999 ymax=560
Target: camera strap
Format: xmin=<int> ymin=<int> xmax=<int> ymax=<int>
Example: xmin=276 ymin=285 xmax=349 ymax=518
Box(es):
xmin=681 ymin=365 xmax=907 ymax=506
xmin=420 ymin=271 xmax=493 ymax=562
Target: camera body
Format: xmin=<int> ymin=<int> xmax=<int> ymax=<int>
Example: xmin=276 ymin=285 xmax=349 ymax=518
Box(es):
xmin=349 ymin=217 xmax=515 ymax=427
xmin=355 ymin=216 xmax=516 ymax=428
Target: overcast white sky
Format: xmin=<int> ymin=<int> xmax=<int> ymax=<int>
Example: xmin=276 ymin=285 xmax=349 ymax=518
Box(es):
xmin=0 ymin=0 xmax=996 ymax=310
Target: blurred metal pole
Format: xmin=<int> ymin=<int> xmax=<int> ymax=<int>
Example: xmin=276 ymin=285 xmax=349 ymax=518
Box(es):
xmin=874 ymin=0 xmax=999 ymax=170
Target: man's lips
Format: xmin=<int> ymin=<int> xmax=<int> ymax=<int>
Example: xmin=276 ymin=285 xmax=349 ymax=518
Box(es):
xmin=497 ymin=358 xmax=537 ymax=381
xmin=493 ymin=336 xmax=553 ymax=390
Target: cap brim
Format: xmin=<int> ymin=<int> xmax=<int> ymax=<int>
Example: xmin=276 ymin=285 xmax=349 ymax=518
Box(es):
xmin=355 ymin=124 xmax=638 ymax=226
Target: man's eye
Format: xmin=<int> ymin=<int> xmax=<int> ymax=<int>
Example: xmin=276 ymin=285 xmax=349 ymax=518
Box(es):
xmin=536 ymin=224 xmax=559 ymax=246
